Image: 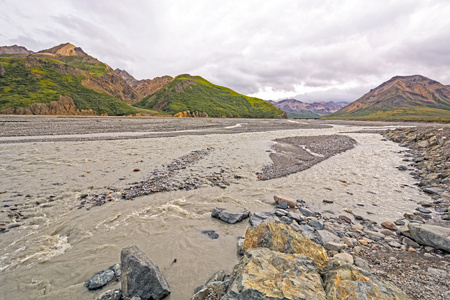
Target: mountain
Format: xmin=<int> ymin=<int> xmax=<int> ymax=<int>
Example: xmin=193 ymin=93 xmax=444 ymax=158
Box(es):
xmin=115 ymin=68 xmax=173 ymax=99
xmin=268 ymin=99 xmax=347 ymax=118
xmin=326 ymin=75 xmax=450 ymax=121
xmin=0 ymin=45 xmax=34 ymax=56
xmin=0 ymin=43 xmax=139 ymax=115
xmin=135 ymin=74 xmax=285 ymax=118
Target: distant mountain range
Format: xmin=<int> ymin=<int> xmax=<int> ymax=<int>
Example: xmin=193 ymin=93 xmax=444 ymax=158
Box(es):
xmin=1 ymin=43 xmax=449 ymax=120
xmin=0 ymin=43 xmax=284 ymax=118
xmin=268 ymin=99 xmax=348 ymax=118
xmin=326 ymin=75 xmax=450 ymax=121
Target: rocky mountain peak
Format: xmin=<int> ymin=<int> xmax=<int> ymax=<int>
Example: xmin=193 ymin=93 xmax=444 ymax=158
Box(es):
xmin=115 ymin=68 xmax=138 ymax=86
xmin=39 ymin=43 xmax=87 ymax=56
xmin=0 ymin=45 xmax=34 ymax=55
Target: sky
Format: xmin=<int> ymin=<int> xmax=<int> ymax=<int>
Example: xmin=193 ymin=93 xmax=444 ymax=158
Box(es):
xmin=1 ymin=0 xmax=450 ymax=103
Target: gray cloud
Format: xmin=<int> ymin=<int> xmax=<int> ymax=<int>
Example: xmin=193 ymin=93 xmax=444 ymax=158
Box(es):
xmin=1 ymin=0 xmax=449 ymax=102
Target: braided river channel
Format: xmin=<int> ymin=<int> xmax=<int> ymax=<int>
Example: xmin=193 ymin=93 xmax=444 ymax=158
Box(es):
xmin=0 ymin=117 xmax=432 ymax=299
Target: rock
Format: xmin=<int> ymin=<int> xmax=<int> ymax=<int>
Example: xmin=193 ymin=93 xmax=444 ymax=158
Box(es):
xmin=354 ymin=257 xmax=370 ymax=270
xmin=408 ymin=223 xmax=450 ymax=252
xmin=397 ymin=165 xmax=408 ymax=171
xmin=299 ymin=207 xmax=315 ymax=217
xmin=381 ymin=221 xmax=398 ymax=231
xmin=120 ymin=245 xmax=170 ymax=300
xmin=274 ymin=208 xmax=288 ymax=217
xmin=191 ymin=281 xmax=229 ymax=300
xmin=223 ymin=247 xmax=326 ymax=300
xmin=324 ymin=242 xmax=347 ymax=252
xmin=280 ymin=216 xmax=292 ymax=224
xmin=273 ymin=194 xmax=297 ymax=208
xmin=352 ymin=224 xmax=364 ymax=231
xmin=211 ymin=207 xmax=250 ymax=224
xmin=192 ymin=270 xmax=229 ymax=300
xmin=243 ymin=222 xmax=329 ymax=270
xmin=388 ymin=241 xmax=402 ymax=248
xmin=275 ymin=202 xmax=288 ymax=209
xmin=86 ymin=265 xmax=119 ymax=290
xmin=287 ymin=211 xmax=304 ymax=222
xmin=332 ymin=252 xmax=354 ymax=265
xmin=237 ymin=237 xmax=245 ymax=256
xmin=341 ymin=237 xmax=355 ymax=247
xmin=423 ymin=187 xmax=445 ymax=194
xmin=249 ymin=211 xmax=279 ymax=227
xmin=308 ymin=219 xmax=324 ymax=230
xmin=201 ymin=230 xmax=219 ymax=239
xmin=322 ymin=264 xmax=411 ymax=300
xmin=402 ymin=237 xmax=420 ymax=248
xmin=94 ymin=289 xmax=122 ymax=300
xmin=317 ymin=230 xmax=340 ymax=244
xmin=416 ymin=207 xmax=432 ymax=214
xmin=394 ymin=219 xmax=406 ymax=226
xmin=420 ymin=201 xmax=433 ymax=207
xmin=380 ymin=229 xmax=397 ymax=237
xmin=323 ymin=199 xmax=334 ymax=204
xmin=427 ymin=267 xmax=448 ymax=277
xmin=398 ymin=226 xmax=413 ymax=238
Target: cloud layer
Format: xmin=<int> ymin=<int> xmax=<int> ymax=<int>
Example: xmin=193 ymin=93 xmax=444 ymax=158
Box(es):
xmin=1 ymin=0 xmax=449 ymax=102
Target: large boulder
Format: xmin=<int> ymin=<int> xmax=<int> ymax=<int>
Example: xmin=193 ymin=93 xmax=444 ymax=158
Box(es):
xmin=408 ymin=223 xmax=450 ymax=252
xmin=322 ymin=263 xmax=411 ymax=299
xmin=243 ymin=222 xmax=328 ymax=270
xmin=211 ymin=208 xmax=250 ymax=224
xmin=121 ymin=245 xmax=170 ymax=300
xmin=223 ymin=247 xmax=326 ymax=300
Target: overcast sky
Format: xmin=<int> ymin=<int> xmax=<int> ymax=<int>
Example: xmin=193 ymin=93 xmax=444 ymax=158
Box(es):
xmin=1 ymin=0 xmax=449 ymax=102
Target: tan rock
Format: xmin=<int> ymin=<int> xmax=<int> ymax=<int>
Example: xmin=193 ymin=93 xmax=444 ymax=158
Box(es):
xmin=381 ymin=221 xmax=398 ymax=231
xmin=243 ymin=222 xmax=328 ymax=270
xmin=322 ymin=264 xmax=411 ymax=300
xmin=273 ymin=194 xmax=297 ymax=208
xmin=332 ymin=252 xmax=354 ymax=265
xmin=224 ymin=247 xmax=326 ymax=300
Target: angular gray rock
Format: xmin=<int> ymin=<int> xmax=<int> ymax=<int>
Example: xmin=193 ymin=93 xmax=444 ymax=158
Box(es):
xmin=211 ymin=207 xmax=250 ymax=224
xmin=86 ymin=264 xmax=120 ymax=290
xmin=121 ymin=245 xmax=170 ymax=300
xmin=408 ymin=223 xmax=450 ymax=252
xmin=94 ymin=289 xmax=122 ymax=300
xmin=249 ymin=211 xmax=280 ymax=226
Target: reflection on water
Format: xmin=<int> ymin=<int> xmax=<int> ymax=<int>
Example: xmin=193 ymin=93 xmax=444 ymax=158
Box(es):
xmin=0 ymin=123 xmax=428 ymax=299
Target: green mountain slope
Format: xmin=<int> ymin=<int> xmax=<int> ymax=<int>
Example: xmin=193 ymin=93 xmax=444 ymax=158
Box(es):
xmin=326 ymin=75 xmax=450 ymax=121
xmin=135 ymin=74 xmax=285 ymax=118
xmin=0 ymin=56 xmax=137 ymax=115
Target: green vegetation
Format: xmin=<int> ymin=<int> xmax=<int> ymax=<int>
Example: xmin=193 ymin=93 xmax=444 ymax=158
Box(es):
xmin=324 ymin=107 xmax=450 ymax=122
xmin=0 ymin=57 xmax=137 ymax=115
xmin=58 ymin=56 xmax=109 ymax=78
xmin=135 ymin=74 xmax=284 ymax=118
xmin=286 ymin=111 xmax=321 ymax=118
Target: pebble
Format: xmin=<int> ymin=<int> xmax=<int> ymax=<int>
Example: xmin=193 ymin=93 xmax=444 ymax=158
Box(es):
xmin=380 ymin=221 xmax=398 ymax=231
xmin=201 ymin=230 xmax=219 ymax=240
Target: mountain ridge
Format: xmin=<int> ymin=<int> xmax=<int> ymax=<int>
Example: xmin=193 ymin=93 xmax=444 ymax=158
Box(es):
xmin=135 ymin=74 xmax=285 ymax=118
xmin=268 ymin=99 xmax=347 ymax=118
xmin=326 ymin=75 xmax=450 ymax=121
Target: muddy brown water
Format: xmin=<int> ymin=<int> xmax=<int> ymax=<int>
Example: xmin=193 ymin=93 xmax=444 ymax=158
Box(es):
xmin=0 ymin=118 xmax=431 ymax=299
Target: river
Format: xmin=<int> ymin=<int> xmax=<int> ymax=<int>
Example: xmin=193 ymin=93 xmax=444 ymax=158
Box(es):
xmin=0 ymin=118 xmax=430 ymax=299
